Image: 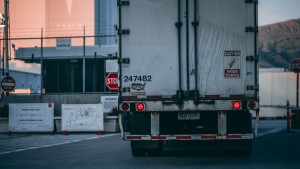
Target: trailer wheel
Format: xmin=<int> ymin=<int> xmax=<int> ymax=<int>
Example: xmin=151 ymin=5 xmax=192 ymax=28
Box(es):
xmin=131 ymin=148 xmax=146 ymax=156
xmin=147 ymin=148 xmax=162 ymax=156
xmin=238 ymin=149 xmax=252 ymax=156
xmin=221 ymin=139 xmax=252 ymax=156
xmin=147 ymin=140 xmax=163 ymax=156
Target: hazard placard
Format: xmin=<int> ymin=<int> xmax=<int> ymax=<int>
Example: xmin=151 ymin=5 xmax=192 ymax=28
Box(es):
xmin=224 ymin=51 xmax=241 ymax=78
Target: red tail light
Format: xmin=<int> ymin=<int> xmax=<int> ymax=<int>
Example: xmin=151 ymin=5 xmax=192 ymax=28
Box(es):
xmin=233 ymin=102 xmax=240 ymax=109
xmin=137 ymin=103 xmax=144 ymax=111
xmin=248 ymin=102 xmax=256 ymax=109
xmin=122 ymin=103 xmax=129 ymax=111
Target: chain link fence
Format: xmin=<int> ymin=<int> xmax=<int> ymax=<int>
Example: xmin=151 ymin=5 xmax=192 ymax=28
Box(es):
xmin=0 ymin=34 xmax=118 ymax=95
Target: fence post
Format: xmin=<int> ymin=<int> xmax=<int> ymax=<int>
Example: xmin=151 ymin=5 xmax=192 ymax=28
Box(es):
xmin=83 ymin=26 xmax=85 ymax=94
xmin=287 ymin=100 xmax=290 ymax=132
xmin=40 ymin=28 xmax=43 ymax=95
xmin=104 ymin=58 xmax=106 ymax=92
xmin=4 ymin=0 xmax=9 ymax=77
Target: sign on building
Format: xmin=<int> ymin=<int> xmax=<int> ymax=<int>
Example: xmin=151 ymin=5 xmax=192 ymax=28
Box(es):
xmin=61 ymin=104 xmax=104 ymax=131
xmin=9 ymin=103 xmax=54 ymax=131
xmin=101 ymin=96 xmax=118 ymax=114
xmin=106 ymin=60 xmax=118 ymax=73
xmin=56 ymin=38 xmax=71 ymax=50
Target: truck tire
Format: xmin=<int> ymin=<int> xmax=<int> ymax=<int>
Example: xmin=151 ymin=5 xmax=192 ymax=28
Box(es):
xmin=221 ymin=139 xmax=252 ymax=156
xmin=131 ymin=148 xmax=146 ymax=156
xmin=146 ymin=140 xmax=163 ymax=156
xmin=238 ymin=149 xmax=252 ymax=156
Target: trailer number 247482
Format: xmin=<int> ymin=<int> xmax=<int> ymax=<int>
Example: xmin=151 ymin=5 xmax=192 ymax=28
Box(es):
xmin=124 ymin=76 xmax=152 ymax=82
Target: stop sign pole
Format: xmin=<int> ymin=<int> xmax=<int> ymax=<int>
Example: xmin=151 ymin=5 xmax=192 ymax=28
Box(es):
xmin=296 ymin=73 xmax=299 ymax=108
xmin=291 ymin=59 xmax=300 ymax=108
xmin=288 ymin=59 xmax=300 ymax=133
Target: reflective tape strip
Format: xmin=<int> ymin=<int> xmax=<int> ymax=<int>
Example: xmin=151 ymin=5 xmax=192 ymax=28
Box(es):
xmin=126 ymin=136 xmax=141 ymax=140
xmin=201 ymin=136 xmax=217 ymax=139
xmin=125 ymin=134 xmax=254 ymax=140
xmin=122 ymin=96 xmax=137 ymax=99
xmin=227 ymin=135 xmax=242 ymax=139
xmin=147 ymin=96 xmax=163 ymax=99
xmin=166 ymin=136 xmax=176 ymax=140
xmin=176 ymin=136 xmax=192 ymax=140
xmin=151 ymin=136 xmax=166 ymax=140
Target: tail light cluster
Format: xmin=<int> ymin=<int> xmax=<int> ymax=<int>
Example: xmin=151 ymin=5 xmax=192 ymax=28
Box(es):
xmin=232 ymin=101 xmax=257 ymax=110
xmin=122 ymin=103 xmax=129 ymax=111
xmin=247 ymin=101 xmax=257 ymax=110
xmin=233 ymin=102 xmax=241 ymax=109
xmin=121 ymin=103 xmax=145 ymax=111
xmin=136 ymin=103 xmax=145 ymax=111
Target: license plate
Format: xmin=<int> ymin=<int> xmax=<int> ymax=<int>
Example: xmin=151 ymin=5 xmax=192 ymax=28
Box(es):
xmin=178 ymin=113 xmax=200 ymax=120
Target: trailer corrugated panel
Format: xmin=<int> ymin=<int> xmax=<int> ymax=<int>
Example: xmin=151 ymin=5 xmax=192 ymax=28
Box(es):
xmin=119 ymin=0 xmax=257 ymax=101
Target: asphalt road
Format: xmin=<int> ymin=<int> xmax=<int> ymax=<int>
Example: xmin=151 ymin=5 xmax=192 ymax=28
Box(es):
xmin=0 ymin=120 xmax=299 ymax=169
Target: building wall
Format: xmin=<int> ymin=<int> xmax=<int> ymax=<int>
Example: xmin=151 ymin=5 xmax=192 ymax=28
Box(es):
xmin=0 ymin=0 xmax=117 ymax=73
xmin=0 ymin=70 xmax=41 ymax=93
xmin=44 ymin=0 xmax=95 ymax=46
xmin=95 ymin=0 xmax=118 ymax=46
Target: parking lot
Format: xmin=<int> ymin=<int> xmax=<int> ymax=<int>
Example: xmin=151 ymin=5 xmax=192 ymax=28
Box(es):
xmin=0 ymin=120 xmax=299 ymax=169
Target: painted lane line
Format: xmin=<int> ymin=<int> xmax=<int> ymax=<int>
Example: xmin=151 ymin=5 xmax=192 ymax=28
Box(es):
xmin=0 ymin=134 xmax=118 ymax=155
xmin=72 ymin=140 xmax=81 ymax=142
xmin=26 ymin=147 xmax=39 ymax=150
xmin=257 ymin=128 xmax=284 ymax=138
xmin=0 ymin=151 xmax=14 ymax=155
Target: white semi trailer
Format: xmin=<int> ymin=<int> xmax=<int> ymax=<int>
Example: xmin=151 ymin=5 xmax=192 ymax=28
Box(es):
xmin=117 ymin=0 xmax=259 ymax=156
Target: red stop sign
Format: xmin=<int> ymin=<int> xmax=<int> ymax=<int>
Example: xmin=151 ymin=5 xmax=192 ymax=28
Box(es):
xmin=291 ymin=59 xmax=300 ymax=73
xmin=106 ymin=73 xmax=118 ymax=90
xmin=1 ymin=76 xmax=16 ymax=92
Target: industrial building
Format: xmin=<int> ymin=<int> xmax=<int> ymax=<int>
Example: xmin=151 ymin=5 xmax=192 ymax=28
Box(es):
xmin=0 ymin=69 xmax=41 ymax=94
xmin=11 ymin=0 xmax=118 ymax=94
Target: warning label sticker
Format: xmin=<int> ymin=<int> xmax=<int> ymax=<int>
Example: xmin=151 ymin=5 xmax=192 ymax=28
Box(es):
xmin=224 ymin=51 xmax=241 ymax=78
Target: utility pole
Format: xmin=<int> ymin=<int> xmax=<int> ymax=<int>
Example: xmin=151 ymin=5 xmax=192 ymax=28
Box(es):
xmin=41 ymin=28 xmax=43 ymax=95
xmin=4 ymin=0 xmax=9 ymax=77
xmin=83 ymin=26 xmax=85 ymax=94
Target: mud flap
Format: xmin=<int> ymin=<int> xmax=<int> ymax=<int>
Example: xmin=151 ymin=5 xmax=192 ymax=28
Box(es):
xmin=131 ymin=141 xmax=163 ymax=156
xmin=221 ymin=139 xmax=252 ymax=155
xmin=131 ymin=140 xmax=161 ymax=149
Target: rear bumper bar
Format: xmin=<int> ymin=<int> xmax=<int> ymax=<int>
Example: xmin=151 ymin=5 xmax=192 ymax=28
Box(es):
xmin=124 ymin=134 xmax=254 ymax=140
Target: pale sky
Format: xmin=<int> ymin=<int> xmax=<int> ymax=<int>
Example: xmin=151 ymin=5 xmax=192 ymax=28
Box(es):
xmin=259 ymin=0 xmax=300 ymax=26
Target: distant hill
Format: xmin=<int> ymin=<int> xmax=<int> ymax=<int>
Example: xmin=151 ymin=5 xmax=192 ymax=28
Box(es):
xmin=258 ymin=18 xmax=300 ymax=68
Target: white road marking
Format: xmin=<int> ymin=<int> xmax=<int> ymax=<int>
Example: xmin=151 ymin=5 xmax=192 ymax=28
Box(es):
xmin=0 ymin=129 xmax=284 ymax=156
xmin=0 ymin=133 xmax=119 ymax=155
xmin=257 ymin=128 xmax=284 ymax=138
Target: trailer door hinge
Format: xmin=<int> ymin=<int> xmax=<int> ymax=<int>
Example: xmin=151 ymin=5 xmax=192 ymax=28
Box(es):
xmin=246 ymin=55 xmax=259 ymax=61
xmin=247 ymin=86 xmax=259 ymax=90
xmin=121 ymin=87 xmax=130 ymax=92
xmin=118 ymin=29 xmax=130 ymax=35
xmin=191 ymin=21 xmax=199 ymax=26
xmin=118 ymin=1 xmax=130 ymax=6
xmin=245 ymin=0 xmax=258 ymax=3
xmin=118 ymin=58 xmax=130 ymax=64
xmin=245 ymin=26 xmax=258 ymax=33
xmin=175 ymin=22 xmax=182 ymax=27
